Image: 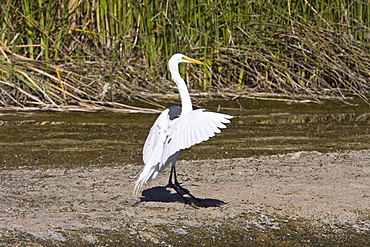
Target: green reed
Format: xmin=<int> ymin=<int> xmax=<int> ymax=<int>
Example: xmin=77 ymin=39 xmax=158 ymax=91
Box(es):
xmin=0 ymin=0 xmax=369 ymax=109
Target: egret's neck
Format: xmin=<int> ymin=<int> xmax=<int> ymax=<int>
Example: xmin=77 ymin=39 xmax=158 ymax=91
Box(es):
xmin=169 ymin=64 xmax=193 ymax=114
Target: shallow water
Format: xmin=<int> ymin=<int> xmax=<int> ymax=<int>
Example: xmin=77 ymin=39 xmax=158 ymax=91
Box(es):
xmin=1 ymin=98 xmax=370 ymax=246
xmin=1 ymin=99 xmax=369 ymax=169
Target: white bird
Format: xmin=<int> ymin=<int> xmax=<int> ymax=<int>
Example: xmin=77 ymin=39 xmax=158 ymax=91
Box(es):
xmin=134 ymin=53 xmax=232 ymax=203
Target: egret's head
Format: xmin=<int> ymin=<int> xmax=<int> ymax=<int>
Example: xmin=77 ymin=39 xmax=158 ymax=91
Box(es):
xmin=169 ymin=53 xmax=205 ymax=65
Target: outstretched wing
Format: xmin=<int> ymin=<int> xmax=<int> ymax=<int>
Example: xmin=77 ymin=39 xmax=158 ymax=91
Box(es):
xmin=161 ymin=109 xmax=232 ymax=165
xmin=134 ymin=106 xmax=181 ymax=194
xmin=142 ymin=106 xmax=181 ymax=165
xmin=134 ymin=107 xmax=232 ymax=194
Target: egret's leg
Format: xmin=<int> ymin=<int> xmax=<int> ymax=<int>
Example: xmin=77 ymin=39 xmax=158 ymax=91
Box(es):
xmin=168 ymin=164 xmax=188 ymax=203
xmin=170 ymin=164 xmax=197 ymax=200
xmin=172 ymin=165 xmax=197 ymax=199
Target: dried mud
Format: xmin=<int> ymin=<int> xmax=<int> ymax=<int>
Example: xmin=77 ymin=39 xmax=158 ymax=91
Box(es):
xmin=1 ymin=149 xmax=370 ymax=246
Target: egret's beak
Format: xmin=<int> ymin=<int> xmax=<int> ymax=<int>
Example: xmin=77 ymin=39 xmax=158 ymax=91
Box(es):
xmin=183 ymin=56 xmax=205 ymax=65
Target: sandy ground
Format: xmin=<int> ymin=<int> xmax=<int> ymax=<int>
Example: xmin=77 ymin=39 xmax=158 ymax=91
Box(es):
xmin=1 ymin=150 xmax=370 ymax=246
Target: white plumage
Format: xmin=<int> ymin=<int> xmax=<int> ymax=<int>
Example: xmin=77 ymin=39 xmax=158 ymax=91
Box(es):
xmin=134 ymin=53 xmax=232 ymax=200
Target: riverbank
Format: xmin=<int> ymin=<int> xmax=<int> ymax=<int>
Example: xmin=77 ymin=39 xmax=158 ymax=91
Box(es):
xmin=1 ymin=149 xmax=369 ymax=246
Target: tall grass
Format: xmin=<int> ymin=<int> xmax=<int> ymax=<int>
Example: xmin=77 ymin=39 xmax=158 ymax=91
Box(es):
xmin=0 ymin=0 xmax=369 ymax=110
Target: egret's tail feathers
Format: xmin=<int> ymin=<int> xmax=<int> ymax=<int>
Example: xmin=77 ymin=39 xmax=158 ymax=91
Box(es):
xmin=133 ymin=165 xmax=159 ymax=196
xmin=133 ymin=181 xmax=143 ymax=197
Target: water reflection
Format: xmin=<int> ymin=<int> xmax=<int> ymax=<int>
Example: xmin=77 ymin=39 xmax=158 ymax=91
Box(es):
xmin=1 ymin=112 xmax=369 ymax=126
xmin=0 ymin=99 xmax=369 ymax=169
xmin=240 ymin=112 xmax=370 ymax=125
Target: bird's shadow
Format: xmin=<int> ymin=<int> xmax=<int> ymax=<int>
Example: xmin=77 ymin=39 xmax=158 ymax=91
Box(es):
xmin=137 ymin=185 xmax=226 ymax=208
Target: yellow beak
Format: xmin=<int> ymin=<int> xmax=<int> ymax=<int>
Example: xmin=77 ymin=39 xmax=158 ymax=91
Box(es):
xmin=183 ymin=56 xmax=205 ymax=65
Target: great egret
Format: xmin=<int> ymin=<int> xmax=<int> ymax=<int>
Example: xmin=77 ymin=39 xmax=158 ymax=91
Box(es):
xmin=134 ymin=53 xmax=232 ymax=203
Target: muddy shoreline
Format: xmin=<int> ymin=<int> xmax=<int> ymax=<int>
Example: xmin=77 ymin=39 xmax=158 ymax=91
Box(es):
xmin=1 ymin=149 xmax=369 ymax=246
